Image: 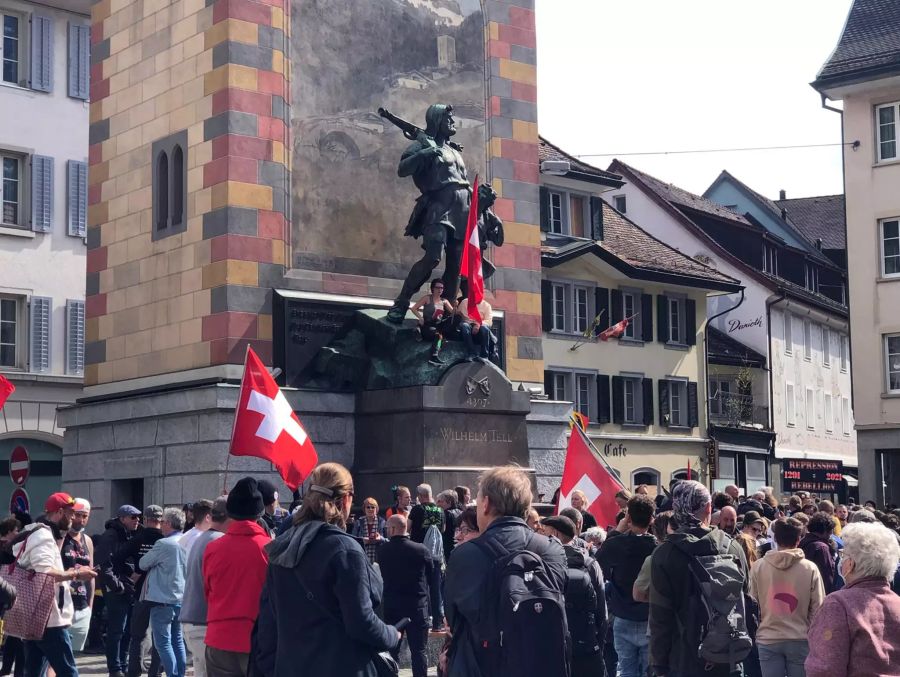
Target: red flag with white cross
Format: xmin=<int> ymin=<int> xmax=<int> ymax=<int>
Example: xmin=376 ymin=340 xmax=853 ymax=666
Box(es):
xmin=0 ymin=375 xmax=14 ymax=410
xmin=229 ymin=347 xmax=318 ymax=491
xmin=557 ymin=424 xmax=626 ymax=530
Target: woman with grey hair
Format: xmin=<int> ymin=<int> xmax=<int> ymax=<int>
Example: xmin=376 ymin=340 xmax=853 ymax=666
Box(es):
xmin=805 ymin=523 xmax=900 ymax=677
xmin=582 ymin=526 xmax=606 ymax=556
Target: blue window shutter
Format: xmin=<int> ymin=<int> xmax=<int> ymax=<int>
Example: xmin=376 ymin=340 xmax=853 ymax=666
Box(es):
xmin=66 ymin=299 xmax=85 ymax=375
xmin=31 ymin=155 xmax=54 ymax=233
xmin=68 ymin=23 xmax=90 ymax=100
xmin=30 ymin=296 xmax=51 ymax=373
xmin=67 ymin=160 xmax=87 ymax=237
xmin=30 ymin=15 xmax=53 ymax=93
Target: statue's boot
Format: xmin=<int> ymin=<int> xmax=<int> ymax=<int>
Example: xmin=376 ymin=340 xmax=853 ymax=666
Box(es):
xmin=386 ymin=300 xmax=409 ymax=324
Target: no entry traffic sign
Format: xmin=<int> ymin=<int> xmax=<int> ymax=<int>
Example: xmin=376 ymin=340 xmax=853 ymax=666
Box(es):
xmin=9 ymin=487 xmax=29 ymax=514
xmin=9 ymin=445 xmax=29 ymax=486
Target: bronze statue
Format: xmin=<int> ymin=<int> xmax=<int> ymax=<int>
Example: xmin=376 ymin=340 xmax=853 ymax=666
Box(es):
xmin=383 ymin=104 xmax=472 ymax=324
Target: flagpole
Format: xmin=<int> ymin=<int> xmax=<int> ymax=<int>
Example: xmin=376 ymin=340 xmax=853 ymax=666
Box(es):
xmin=224 ymin=344 xmax=251 ymax=494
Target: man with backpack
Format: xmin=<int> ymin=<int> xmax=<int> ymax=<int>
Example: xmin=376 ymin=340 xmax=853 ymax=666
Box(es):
xmin=444 ymin=466 xmax=568 ymax=677
xmin=409 ymin=483 xmax=446 ymax=631
xmin=541 ymin=515 xmax=607 ymax=677
xmin=649 ymin=480 xmax=750 ymax=677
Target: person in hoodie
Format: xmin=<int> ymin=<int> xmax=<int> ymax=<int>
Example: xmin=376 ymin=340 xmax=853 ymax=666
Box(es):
xmin=799 ymin=512 xmax=837 ymax=594
xmin=93 ymin=504 xmax=142 ymax=677
xmin=749 ymin=517 xmax=824 ymax=677
xmin=203 ymin=479 xmax=270 ymax=677
xmin=255 ymin=463 xmax=401 ymax=677
xmin=805 ymin=523 xmax=900 ymax=677
xmin=596 ymin=493 xmax=657 ymax=677
xmin=649 ymin=480 xmax=748 ymax=677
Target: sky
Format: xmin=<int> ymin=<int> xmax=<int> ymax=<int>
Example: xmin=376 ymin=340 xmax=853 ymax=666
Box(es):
xmin=535 ymin=0 xmax=854 ymax=199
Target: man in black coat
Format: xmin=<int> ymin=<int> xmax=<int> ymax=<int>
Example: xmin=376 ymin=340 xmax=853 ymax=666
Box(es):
xmin=377 ymin=515 xmax=432 ymax=677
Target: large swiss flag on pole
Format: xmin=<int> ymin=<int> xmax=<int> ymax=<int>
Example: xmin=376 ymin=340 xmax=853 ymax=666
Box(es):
xmin=458 ymin=176 xmax=482 ymax=324
xmin=558 ymin=424 xmax=626 ymax=530
xmin=229 ymin=347 xmax=318 ymax=491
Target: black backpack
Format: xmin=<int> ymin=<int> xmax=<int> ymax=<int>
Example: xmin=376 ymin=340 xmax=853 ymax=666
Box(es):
xmin=673 ymin=534 xmax=752 ymax=671
xmin=473 ymin=531 xmax=570 ymax=677
xmin=564 ymin=560 xmax=601 ymax=657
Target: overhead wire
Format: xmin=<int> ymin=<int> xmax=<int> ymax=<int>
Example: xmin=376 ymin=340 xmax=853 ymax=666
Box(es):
xmin=575 ymin=141 xmax=855 ymax=158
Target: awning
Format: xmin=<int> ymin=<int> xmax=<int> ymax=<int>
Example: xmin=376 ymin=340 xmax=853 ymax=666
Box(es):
xmin=774 ymin=448 xmax=858 ymax=468
xmin=843 ymin=474 xmax=858 ymax=487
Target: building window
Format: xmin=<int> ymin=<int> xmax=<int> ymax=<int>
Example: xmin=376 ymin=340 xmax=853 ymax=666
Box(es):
xmin=840 ymin=335 xmax=848 ymax=372
xmin=614 ymin=195 xmax=626 ymax=213
xmin=551 ymin=283 xmax=565 ymax=332
xmin=803 ymin=320 xmax=812 ymax=360
xmin=549 ymin=191 xmax=563 ymax=234
xmin=1 ymin=12 xmax=23 ymax=86
xmin=547 ymin=280 xmax=594 ymax=335
xmin=763 ymin=243 xmax=778 ymax=275
xmin=784 ymin=311 xmax=793 ymax=354
xmin=669 ymin=380 xmax=686 ymax=427
xmin=552 ymin=372 xmax=567 ymax=401
xmin=886 ymin=334 xmax=900 ymax=393
xmin=805 ymin=263 xmax=819 ymax=292
xmin=574 ymin=286 xmax=589 ymax=335
xmin=669 ymin=297 xmax=682 ymax=344
xmin=548 ymin=369 xmax=595 ymax=419
xmin=151 ymin=131 xmax=188 ymax=241
xmin=823 ymin=328 xmax=831 ymax=367
xmin=622 ymin=376 xmax=644 ymax=424
xmin=806 ymin=386 xmax=815 ymax=430
xmin=841 ymin=397 xmax=850 ymax=435
xmin=1 ymin=154 xmax=22 ymax=226
xmin=881 ymin=218 xmax=900 ymax=277
xmin=570 ymin=194 xmax=585 ymax=238
xmin=876 ymin=101 xmax=899 ymax=163
xmin=708 ymin=377 xmax=732 ymax=416
xmin=0 ymin=296 xmax=19 ymax=367
xmin=622 ymin=291 xmax=636 ymax=339
xmin=575 ymin=373 xmax=591 ymax=418
xmin=825 ymin=393 xmax=833 ymax=433
xmin=631 ymin=468 xmax=660 ymax=493
xmin=786 ymin=382 xmax=795 ymax=426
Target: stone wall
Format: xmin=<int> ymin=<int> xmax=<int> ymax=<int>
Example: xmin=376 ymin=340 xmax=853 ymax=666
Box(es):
xmin=527 ymin=398 xmax=571 ymax=500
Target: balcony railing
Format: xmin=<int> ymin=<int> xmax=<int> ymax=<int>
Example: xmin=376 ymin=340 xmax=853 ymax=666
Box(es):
xmin=709 ymin=393 xmax=770 ymax=430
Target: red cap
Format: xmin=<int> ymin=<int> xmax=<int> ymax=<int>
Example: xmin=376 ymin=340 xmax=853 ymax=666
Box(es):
xmin=44 ymin=492 xmax=75 ymax=513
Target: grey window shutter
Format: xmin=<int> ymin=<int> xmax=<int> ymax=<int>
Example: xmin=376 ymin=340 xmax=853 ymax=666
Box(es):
xmin=29 ymin=296 xmax=51 ymax=373
xmin=31 ymin=155 xmax=54 ymax=233
xmin=611 ymin=289 xmax=623 ymax=323
xmin=657 ymin=294 xmax=669 ymax=343
xmin=30 ymin=15 xmax=53 ymax=93
xmin=539 ymin=186 xmax=550 ymax=232
xmin=642 ymin=378 xmax=654 ymax=425
xmin=541 ymin=280 xmax=552 ymax=332
xmin=68 ymin=23 xmax=90 ymax=100
xmin=597 ymin=374 xmax=610 ymax=424
xmin=589 ymin=195 xmax=603 ymax=240
xmin=544 ymin=370 xmax=554 ymax=399
xmin=611 ymin=376 xmax=624 ymax=424
xmin=66 ymin=299 xmax=85 ymax=374
xmin=687 ymin=382 xmax=700 ymax=428
xmin=641 ymin=294 xmax=654 ymax=342
xmin=594 ymin=287 xmax=610 ymax=334
xmin=68 ymin=160 xmax=87 ymax=237
xmin=685 ymin=299 xmax=697 ymax=346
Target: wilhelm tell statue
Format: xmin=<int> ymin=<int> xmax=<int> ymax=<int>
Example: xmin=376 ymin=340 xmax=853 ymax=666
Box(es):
xmin=381 ymin=104 xmax=502 ymax=324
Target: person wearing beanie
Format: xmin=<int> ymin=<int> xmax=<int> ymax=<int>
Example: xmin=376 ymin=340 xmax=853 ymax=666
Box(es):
xmin=257 ymin=480 xmax=290 ymax=535
xmin=203 ymin=477 xmax=272 ymax=676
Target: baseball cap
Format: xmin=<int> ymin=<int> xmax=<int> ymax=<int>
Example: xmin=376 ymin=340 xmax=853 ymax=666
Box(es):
xmin=45 ymin=492 xmax=75 ymax=513
xmin=116 ymin=505 xmax=141 ymax=518
xmin=73 ymin=498 xmax=91 ymax=512
xmin=143 ymin=505 xmax=164 ymax=520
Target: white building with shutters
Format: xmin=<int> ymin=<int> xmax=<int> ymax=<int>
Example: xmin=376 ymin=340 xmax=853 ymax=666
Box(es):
xmin=0 ymin=0 xmax=90 ymax=511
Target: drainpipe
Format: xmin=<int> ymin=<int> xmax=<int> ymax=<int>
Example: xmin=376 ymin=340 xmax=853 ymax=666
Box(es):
xmin=765 ymin=293 xmax=786 ymax=451
xmin=704 ymin=289 xmax=746 ymax=437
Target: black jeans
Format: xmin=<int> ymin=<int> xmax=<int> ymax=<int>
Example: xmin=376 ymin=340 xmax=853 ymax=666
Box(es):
xmin=23 ymin=627 xmax=77 ymax=677
xmin=126 ymin=600 xmax=161 ymax=677
xmin=387 ymin=613 xmax=429 ymax=677
xmin=1 ymin=635 xmax=25 ymax=677
xmin=105 ymin=593 xmax=133 ymax=674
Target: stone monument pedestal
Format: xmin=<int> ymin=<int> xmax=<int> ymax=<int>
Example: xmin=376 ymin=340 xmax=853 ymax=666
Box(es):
xmin=354 ymin=359 xmax=533 ymax=505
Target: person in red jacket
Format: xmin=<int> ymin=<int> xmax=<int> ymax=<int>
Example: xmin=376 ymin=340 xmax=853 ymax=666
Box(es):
xmin=203 ymin=477 xmax=271 ymax=677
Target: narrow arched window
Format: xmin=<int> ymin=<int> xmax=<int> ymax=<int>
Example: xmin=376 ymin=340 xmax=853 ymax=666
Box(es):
xmin=172 ymin=145 xmax=184 ymax=226
xmin=156 ymin=151 xmax=169 ymax=231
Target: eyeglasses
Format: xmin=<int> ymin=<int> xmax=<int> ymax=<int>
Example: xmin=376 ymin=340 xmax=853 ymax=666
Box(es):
xmin=455 ymin=525 xmax=472 ymax=535
xmin=365 ymin=505 xmax=377 ymax=510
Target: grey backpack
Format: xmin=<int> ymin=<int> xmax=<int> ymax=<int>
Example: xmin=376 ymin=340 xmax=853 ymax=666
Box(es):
xmin=674 ymin=535 xmax=752 ymax=670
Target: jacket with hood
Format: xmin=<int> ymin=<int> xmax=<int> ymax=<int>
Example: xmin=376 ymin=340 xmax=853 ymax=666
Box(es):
xmin=596 ymin=530 xmax=656 ymax=621
xmin=799 ymin=532 xmax=836 ymax=594
xmin=564 ymin=542 xmax=608 ymax=647
xmin=749 ymin=548 xmax=825 ymax=643
xmin=113 ymin=525 xmax=164 ymax=598
xmin=254 ymin=520 xmax=398 ymax=677
xmin=649 ymin=526 xmax=749 ymax=676
xmin=16 ymin=521 xmax=73 ymax=628
xmin=93 ymin=518 xmax=135 ymax=597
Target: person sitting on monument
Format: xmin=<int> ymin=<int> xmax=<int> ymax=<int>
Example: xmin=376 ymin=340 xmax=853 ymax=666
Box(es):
xmin=411 ymin=279 xmax=455 ymax=365
xmin=456 ymin=294 xmax=493 ymax=362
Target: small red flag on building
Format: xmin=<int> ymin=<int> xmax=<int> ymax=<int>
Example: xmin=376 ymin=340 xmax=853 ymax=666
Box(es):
xmin=598 ymin=318 xmax=630 ymax=342
xmin=558 ymin=424 xmax=627 ymax=530
xmin=0 ymin=375 xmax=14 ymax=410
xmin=458 ymin=176 xmax=483 ymax=324
xmin=229 ymin=347 xmax=318 ymax=491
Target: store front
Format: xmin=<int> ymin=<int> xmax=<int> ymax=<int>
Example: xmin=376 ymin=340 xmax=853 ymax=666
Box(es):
xmin=708 ymin=427 xmax=775 ymax=496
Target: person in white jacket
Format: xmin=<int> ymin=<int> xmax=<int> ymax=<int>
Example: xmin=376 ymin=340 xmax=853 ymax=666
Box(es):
xmin=16 ymin=492 xmax=97 ymax=677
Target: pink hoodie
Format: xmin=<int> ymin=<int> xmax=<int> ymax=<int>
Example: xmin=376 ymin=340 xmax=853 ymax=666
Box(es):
xmin=749 ymin=548 xmax=824 ymax=643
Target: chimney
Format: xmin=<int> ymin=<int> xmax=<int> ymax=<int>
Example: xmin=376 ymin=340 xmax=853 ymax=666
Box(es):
xmin=779 ymin=189 xmax=786 ymax=200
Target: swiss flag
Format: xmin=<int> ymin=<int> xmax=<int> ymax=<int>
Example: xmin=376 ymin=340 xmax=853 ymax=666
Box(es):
xmin=558 ymin=425 xmax=626 ymax=530
xmin=229 ymin=347 xmax=318 ymax=491
xmin=0 ymin=375 xmax=14 ymax=410
xmin=459 ymin=176 xmax=482 ymax=324
xmin=598 ymin=318 xmax=629 ymax=342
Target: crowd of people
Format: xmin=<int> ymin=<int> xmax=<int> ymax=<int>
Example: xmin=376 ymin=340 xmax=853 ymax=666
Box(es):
xmin=0 ymin=471 xmax=898 ymax=677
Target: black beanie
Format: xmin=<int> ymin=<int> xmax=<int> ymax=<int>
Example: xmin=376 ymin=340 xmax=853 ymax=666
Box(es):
xmin=227 ymin=477 xmax=265 ymax=520
xmin=258 ymin=479 xmax=278 ymax=506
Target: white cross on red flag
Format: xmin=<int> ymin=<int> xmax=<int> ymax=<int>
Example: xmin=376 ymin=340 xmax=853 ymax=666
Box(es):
xmin=458 ymin=175 xmax=483 ymax=324
xmin=229 ymin=347 xmax=318 ymax=491
xmin=557 ymin=424 xmax=626 ymax=529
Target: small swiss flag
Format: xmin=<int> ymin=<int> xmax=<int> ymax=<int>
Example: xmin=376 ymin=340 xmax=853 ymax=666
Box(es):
xmin=0 ymin=375 xmax=14 ymax=410
xmin=459 ymin=176 xmax=483 ymax=324
xmin=558 ymin=424 xmax=626 ymax=530
xmin=598 ymin=318 xmax=629 ymax=342
xmin=229 ymin=347 xmax=318 ymax=491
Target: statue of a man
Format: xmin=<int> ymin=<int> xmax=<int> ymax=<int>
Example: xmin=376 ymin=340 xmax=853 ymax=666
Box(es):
xmin=387 ymin=104 xmax=471 ymax=324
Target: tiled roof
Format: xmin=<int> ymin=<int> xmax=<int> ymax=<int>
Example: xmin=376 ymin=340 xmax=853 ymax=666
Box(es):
xmin=610 ymin=161 xmax=754 ymax=227
xmin=539 ymin=137 xmax=624 ymax=185
xmin=814 ymin=0 xmax=900 ymax=87
xmin=760 ymin=272 xmax=849 ymax=317
xmin=542 ymin=202 xmax=740 ymax=288
xmin=708 ymin=327 xmax=767 ymax=368
xmin=774 ymin=195 xmax=845 ymax=249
